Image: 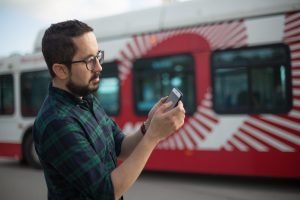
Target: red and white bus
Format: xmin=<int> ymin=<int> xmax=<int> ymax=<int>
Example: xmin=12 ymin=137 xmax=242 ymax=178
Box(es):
xmin=1 ymin=0 xmax=300 ymax=178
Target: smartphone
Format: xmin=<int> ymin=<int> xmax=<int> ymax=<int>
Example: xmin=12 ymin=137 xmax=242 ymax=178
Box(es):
xmin=165 ymin=88 xmax=183 ymax=112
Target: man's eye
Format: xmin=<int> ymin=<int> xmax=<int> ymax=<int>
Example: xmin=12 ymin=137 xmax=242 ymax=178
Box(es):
xmin=87 ymin=57 xmax=95 ymax=63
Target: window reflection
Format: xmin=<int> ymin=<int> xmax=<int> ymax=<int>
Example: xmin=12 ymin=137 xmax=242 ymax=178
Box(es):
xmin=97 ymin=77 xmax=119 ymax=115
xmin=0 ymin=74 xmax=14 ymax=115
xmin=212 ymin=43 xmax=292 ymax=114
xmin=133 ymin=54 xmax=195 ymax=115
xmin=21 ymin=70 xmax=50 ymax=116
xmin=215 ymin=68 xmax=248 ymax=111
xmin=251 ymin=66 xmax=287 ymax=110
xmin=95 ymin=62 xmax=119 ymax=115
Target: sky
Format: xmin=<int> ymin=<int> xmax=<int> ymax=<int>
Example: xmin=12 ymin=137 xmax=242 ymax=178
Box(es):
xmin=0 ymin=0 xmax=188 ymax=58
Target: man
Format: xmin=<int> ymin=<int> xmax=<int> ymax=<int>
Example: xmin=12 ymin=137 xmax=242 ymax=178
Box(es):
xmin=33 ymin=20 xmax=185 ymax=200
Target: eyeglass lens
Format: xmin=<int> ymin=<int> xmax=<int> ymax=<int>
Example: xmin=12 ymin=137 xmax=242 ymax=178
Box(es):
xmin=98 ymin=51 xmax=104 ymax=64
xmin=88 ymin=51 xmax=104 ymax=70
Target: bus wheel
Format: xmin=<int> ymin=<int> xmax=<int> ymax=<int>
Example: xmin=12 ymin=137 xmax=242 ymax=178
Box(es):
xmin=24 ymin=133 xmax=41 ymax=169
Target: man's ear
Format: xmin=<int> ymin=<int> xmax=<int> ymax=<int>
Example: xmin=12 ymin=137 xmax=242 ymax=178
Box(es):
xmin=52 ymin=63 xmax=69 ymax=79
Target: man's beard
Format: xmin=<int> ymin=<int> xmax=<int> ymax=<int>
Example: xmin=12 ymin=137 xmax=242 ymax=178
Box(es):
xmin=66 ymin=73 xmax=100 ymax=97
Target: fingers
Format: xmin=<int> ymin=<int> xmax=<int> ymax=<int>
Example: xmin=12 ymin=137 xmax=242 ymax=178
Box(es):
xmin=155 ymin=99 xmax=185 ymax=117
xmin=167 ymin=101 xmax=185 ymax=124
xmin=160 ymin=101 xmax=173 ymax=113
xmin=148 ymin=96 xmax=168 ymax=118
xmin=177 ymin=101 xmax=185 ymax=114
xmin=164 ymin=101 xmax=185 ymax=114
xmin=160 ymin=96 xmax=168 ymax=103
xmin=151 ymin=96 xmax=168 ymax=111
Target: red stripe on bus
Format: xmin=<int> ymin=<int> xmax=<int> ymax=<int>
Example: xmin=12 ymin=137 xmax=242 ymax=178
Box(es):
xmin=294 ymin=106 xmax=300 ymax=111
xmin=293 ymin=75 xmax=300 ymax=79
xmin=278 ymin=114 xmax=300 ymax=124
xmin=0 ymin=143 xmax=22 ymax=159
xmin=292 ymin=57 xmax=300 ymax=63
xmin=133 ymin=36 xmax=144 ymax=56
xmin=238 ymin=126 xmax=280 ymax=152
xmin=294 ymin=95 xmax=300 ymax=100
xmin=147 ymin=150 xmax=300 ymax=178
xmin=244 ymin=120 xmax=300 ymax=151
xmin=284 ymin=24 xmax=300 ymax=33
xmin=285 ymin=40 xmax=300 ymax=46
xmin=285 ymin=14 xmax=300 ymax=27
xmin=254 ymin=115 xmax=299 ymax=134
xmin=291 ymin=49 xmax=300 ymax=55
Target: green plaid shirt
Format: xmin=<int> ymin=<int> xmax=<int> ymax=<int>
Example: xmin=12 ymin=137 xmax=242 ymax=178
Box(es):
xmin=33 ymin=83 xmax=125 ymax=200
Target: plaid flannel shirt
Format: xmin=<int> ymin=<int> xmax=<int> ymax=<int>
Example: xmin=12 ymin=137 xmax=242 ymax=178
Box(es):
xmin=33 ymin=83 xmax=125 ymax=200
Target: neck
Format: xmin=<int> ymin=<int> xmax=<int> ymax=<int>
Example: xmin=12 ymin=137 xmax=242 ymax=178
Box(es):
xmin=52 ymin=79 xmax=83 ymax=99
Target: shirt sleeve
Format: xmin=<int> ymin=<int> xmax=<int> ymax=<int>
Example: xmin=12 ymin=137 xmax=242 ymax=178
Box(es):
xmin=40 ymin=118 xmax=116 ymax=200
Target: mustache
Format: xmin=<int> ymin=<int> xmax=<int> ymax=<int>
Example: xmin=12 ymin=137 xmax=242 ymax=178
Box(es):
xmin=90 ymin=72 xmax=100 ymax=82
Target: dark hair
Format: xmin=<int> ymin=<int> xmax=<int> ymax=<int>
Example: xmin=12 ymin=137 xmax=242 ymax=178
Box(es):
xmin=42 ymin=20 xmax=93 ymax=77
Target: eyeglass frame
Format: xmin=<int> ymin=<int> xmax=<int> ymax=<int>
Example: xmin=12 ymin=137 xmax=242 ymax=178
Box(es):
xmin=65 ymin=50 xmax=104 ymax=71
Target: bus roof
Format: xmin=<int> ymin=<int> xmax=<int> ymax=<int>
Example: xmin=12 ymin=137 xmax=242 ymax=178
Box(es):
xmin=32 ymin=0 xmax=299 ymax=52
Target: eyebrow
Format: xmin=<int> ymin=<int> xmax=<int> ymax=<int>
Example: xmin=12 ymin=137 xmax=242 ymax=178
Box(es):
xmin=81 ymin=50 xmax=99 ymax=61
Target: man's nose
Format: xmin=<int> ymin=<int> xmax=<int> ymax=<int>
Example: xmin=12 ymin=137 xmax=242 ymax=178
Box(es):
xmin=94 ymin=59 xmax=102 ymax=72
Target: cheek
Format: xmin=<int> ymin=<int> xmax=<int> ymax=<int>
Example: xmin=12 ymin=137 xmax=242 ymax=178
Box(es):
xmin=71 ymin=69 xmax=91 ymax=84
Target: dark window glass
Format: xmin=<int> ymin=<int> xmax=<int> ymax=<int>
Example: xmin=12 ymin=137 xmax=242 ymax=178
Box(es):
xmin=0 ymin=74 xmax=14 ymax=115
xmin=95 ymin=62 xmax=120 ymax=115
xmin=133 ymin=54 xmax=196 ymax=115
xmin=212 ymin=43 xmax=292 ymax=114
xmin=21 ymin=70 xmax=50 ymax=116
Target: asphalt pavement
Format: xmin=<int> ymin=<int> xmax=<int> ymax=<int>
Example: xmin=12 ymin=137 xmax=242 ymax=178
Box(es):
xmin=0 ymin=158 xmax=300 ymax=200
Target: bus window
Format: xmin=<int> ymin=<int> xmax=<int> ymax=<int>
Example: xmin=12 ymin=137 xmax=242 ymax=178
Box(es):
xmin=212 ymin=43 xmax=292 ymax=114
xmin=133 ymin=54 xmax=196 ymax=115
xmin=0 ymin=74 xmax=14 ymax=115
xmin=95 ymin=62 xmax=120 ymax=115
xmin=21 ymin=70 xmax=51 ymax=117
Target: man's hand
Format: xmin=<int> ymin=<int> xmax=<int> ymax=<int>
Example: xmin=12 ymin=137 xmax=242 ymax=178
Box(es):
xmin=144 ymin=96 xmax=168 ymax=128
xmin=146 ymin=100 xmax=185 ymax=143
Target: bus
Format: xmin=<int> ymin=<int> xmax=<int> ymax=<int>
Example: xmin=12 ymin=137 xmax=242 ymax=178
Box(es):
xmin=1 ymin=0 xmax=300 ymax=178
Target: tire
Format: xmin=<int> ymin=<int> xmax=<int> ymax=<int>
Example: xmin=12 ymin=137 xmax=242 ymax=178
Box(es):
xmin=23 ymin=133 xmax=41 ymax=169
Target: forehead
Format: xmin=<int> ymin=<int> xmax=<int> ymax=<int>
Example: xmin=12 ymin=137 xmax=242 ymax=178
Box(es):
xmin=72 ymin=32 xmax=99 ymax=59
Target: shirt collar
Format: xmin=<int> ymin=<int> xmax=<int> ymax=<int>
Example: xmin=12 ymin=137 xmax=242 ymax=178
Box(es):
xmin=48 ymin=82 xmax=94 ymax=106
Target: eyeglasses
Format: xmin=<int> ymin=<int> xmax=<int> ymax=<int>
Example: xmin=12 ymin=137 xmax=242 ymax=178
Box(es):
xmin=68 ymin=50 xmax=104 ymax=71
